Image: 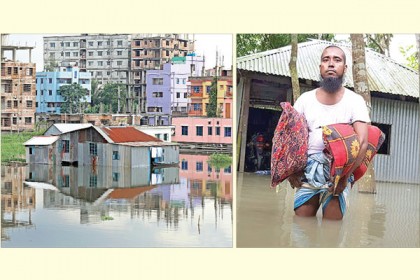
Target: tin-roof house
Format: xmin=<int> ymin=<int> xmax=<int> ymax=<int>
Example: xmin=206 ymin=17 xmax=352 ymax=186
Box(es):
xmin=25 ymin=124 xmax=179 ymax=167
xmin=237 ymin=39 xmax=419 ymax=184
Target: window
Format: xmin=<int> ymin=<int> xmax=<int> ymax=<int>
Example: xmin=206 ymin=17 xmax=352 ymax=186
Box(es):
xmin=26 ymin=100 xmax=33 ymax=108
xmin=89 ymin=175 xmax=97 ymax=188
xmin=112 ymin=172 xmax=119 ymax=182
xmin=117 ymin=61 xmax=122 ymax=66
xmin=24 ymin=84 xmax=31 ymax=92
xmin=176 ymin=92 xmax=180 ymax=98
xmin=166 ymin=40 xmax=169 ymax=46
xmin=65 ymin=52 xmax=70 ymax=57
xmin=29 ymin=147 xmax=34 ymax=155
xmin=117 ymin=50 xmax=122 ymax=56
xmin=89 ymin=143 xmax=97 ymax=156
xmin=112 ymin=151 xmax=120 ymax=160
xmin=7 ymin=67 xmax=12 ymax=75
xmin=13 ymin=67 xmax=18 ymax=74
xmin=73 ymin=52 xmax=78 ymax=57
xmin=98 ymin=61 xmax=103 ymax=66
xmin=166 ymin=50 xmax=170 ymax=56
xmin=184 ymin=92 xmax=187 ymax=98
xmin=224 ymin=166 xmax=232 ymax=174
xmin=193 ymin=86 xmax=201 ymax=93
xmin=208 ymin=165 xmax=212 ymax=172
xmin=13 ymin=100 xmax=18 ymax=108
xmin=155 ymin=133 xmax=161 ymax=139
xmin=117 ymin=40 xmax=123 ymax=46
xmin=12 ymin=117 xmax=17 ymax=125
xmin=50 ymin=42 xmax=55 ymax=48
xmin=196 ymin=162 xmax=203 ymax=172
xmin=62 ymin=140 xmax=70 ymax=153
xmin=183 ymin=78 xmax=186 ymax=84
xmin=88 ymin=61 xmax=93 ymax=66
xmin=208 ymin=126 xmax=213 ymax=135
xmin=176 ymin=78 xmax=180 ymax=84
xmin=26 ymin=68 xmax=33 ymax=76
xmin=88 ymin=42 xmax=94 ymax=47
xmin=224 ymin=127 xmax=232 ymax=137
xmin=181 ymin=160 xmax=188 ymax=170
xmin=163 ymin=134 xmax=168 ymax=141
xmin=219 ymin=84 xmax=224 ymax=90
xmin=49 ymin=90 xmax=53 ymax=96
xmin=97 ymin=72 xmax=102 ymax=77
xmin=216 ymin=126 xmax=220 ymax=135
xmin=88 ymin=51 xmax=93 ymax=57
xmin=98 ymin=51 xmax=103 ymax=56
xmin=147 ymin=107 xmax=162 ymax=112
xmin=73 ymin=42 xmax=78 ymax=47
xmin=49 ymin=78 xmax=53 ymax=83
xmin=65 ymin=42 xmax=70 ymax=47
xmin=206 ymin=86 xmax=211 ymax=93
xmin=152 ymin=78 xmax=163 ymax=85
xmin=181 ymin=126 xmax=188 ymax=136
xmin=372 ymin=122 xmax=391 ymax=155
xmin=152 ymin=92 xmax=163 ymax=98
xmin=196 ymin=126 xmax=203 ymax=136
xmin=98 ymin=41 xmax=103 ymax=47
xmin=193 ymin=103 xmax=201 ymax=111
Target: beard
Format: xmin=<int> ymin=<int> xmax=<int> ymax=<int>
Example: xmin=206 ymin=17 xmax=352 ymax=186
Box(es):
xmin=319 ymin=75 xmax=344 ymax=93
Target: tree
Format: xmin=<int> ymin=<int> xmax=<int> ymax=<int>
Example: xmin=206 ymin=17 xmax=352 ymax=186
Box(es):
xmin=44 ymin=58 xmax=59 ymax=72
xmin=350 ymin=34 xmax=376 ymax=194
xmin=399 ymin=45 xmax=419 ymax=70
xmin=289 ymin=34 xmax=300 ymax=103
xmin=365 ymin=34 xmax=393 ymax=57
xmin=207 ymin=76 xmax=218 ymax=117
xmin=237 ymin=34 xmax=335 ymax=57
xmin=60 ymin=83 xmax=88 ymax=114
xmin=94 ymin=83 xmax=127 ymax=114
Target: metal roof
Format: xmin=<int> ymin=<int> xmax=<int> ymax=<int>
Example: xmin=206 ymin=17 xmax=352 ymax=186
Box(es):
xmin=51 ymin=123 xmax=93 ymax=134
xmin=24 ymin=136 xmax=60 ymax=146
xmin=97 ymin=126 xmax=162 ymax=143
xmin=117 ymin=141 xmax=179 ymax=147
xmin=237 ymin=39 xmax=419 ymax=98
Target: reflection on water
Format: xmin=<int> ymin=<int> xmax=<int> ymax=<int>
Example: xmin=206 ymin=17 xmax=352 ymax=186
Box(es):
xmin=1 ymin=154 xmax=232 ymax=248
xmin=237 ymin=173 xmax=419 ymax=248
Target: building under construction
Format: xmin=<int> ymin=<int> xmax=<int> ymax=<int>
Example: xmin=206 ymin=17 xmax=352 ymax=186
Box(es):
xmin=1 ymin=34 xmax=36 ymax=132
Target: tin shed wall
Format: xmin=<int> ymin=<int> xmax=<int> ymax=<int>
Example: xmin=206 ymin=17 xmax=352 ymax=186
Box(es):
xmin=131 ymin=147 xmax=150 ymax=168
xmin=372 ymin=97 xmax=420 ymax=184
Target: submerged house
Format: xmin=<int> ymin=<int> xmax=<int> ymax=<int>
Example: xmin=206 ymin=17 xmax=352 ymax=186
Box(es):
xmin=25 ymin=124 xmax=179 ymax=167
xmin=237 ymin=39 xmax=419 ymax=184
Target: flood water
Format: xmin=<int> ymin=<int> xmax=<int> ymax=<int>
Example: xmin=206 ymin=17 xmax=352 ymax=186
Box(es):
xmin=1 ymin=154 xmax=232 ymax=248
xmin=237 ymin=172 xmax=419 ymax=248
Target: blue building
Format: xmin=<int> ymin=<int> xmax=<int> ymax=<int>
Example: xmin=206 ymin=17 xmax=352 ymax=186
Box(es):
xmin=36 ymin=66 xmax=91 ymax=114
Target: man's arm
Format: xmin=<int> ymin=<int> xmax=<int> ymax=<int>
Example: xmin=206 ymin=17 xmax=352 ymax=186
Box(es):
xmin=332 ymin=121 xmax=369 ymax=195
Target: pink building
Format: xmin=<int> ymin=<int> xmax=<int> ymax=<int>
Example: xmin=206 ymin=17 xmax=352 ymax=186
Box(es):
xmin=172 ymin=117 xmax=232 ymax=144
xmin=179 ymin=153 xmax=232 ymax=200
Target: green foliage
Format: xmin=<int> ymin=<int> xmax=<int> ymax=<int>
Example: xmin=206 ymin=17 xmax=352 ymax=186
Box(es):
xmin=206 ymin=76 xmax=218 ymax=117
xmin=236 ymin=34 xmax=335 ymax=57
xmin=90 ymin=82 xmax=127 ymax=114
xmin=365 ymin=34 xmax=393 ymax=56
xmin=1 ymin=130 xmax=45 ymax=163
xmin=60 ymin=83 xmax=89 ymax=114
xmin=207 ymin=153 xmax=232 ymax=169
xmin=44 ymin=58 xmax=59 ymax=72
xmin=399 ymin=45 xmax=419 ymax=70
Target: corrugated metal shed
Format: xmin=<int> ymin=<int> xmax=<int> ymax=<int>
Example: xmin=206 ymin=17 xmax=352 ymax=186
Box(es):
xmin=24 ymin=136 xmax=60 ymax=146
xmin=97 ymin=126 xmax=162 ymax=143
xmin=237 ymin=39 xmax=419 ymax=99
xmin=118 ymin=141 xmax=179 ymax=147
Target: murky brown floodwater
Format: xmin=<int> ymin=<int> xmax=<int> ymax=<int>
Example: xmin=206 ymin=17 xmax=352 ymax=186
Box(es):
xmin=237 ymin=172 xmax=420 ymax=248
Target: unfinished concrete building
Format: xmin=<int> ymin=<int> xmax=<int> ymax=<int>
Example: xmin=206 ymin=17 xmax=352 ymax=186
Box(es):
xmin=1 ymin=35 xmax=36 ymax=132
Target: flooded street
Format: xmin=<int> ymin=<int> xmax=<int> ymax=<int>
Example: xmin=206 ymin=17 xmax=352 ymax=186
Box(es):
xmin=237 ymin=172 xmax=419 ymax=248
xmin=1 ymin=154 xmax=232 ymax=248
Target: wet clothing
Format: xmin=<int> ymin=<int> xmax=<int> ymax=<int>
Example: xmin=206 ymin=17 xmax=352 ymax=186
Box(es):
xmin=294 ymin=153 xmax=353 ymax=215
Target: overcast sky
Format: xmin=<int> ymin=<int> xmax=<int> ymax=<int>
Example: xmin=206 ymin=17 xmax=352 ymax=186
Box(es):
xmin=2 ymin=33 xmax=233 ymax=71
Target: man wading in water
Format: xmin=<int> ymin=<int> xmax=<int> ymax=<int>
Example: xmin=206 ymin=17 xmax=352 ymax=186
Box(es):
xmin=289 ymin=46 xmax=370 ymax=220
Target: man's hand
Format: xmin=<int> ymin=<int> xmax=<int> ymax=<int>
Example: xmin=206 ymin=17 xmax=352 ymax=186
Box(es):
xmin=287 ymin=171 xmax=303 ymax=189
xmin=328 ymin=175 xmax=348 ymax=195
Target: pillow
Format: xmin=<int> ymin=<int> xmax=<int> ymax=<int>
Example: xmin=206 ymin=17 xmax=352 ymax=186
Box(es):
xmin=271 ymin=102 xmax=308 ymax=188
xmin=322 ymin=123 xmax=360 ymax=189
xmin=322 ymin=123 xmax=385 ymax=189
xmin=353 ymin=125 xmax=385 ymax=181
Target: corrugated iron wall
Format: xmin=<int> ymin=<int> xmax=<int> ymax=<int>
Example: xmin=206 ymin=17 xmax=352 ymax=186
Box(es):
xmin=372 ymin=97 xmax=420 ymax=184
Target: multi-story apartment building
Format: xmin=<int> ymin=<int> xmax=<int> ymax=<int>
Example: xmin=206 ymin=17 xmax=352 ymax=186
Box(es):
xmin=36 ymin=66 xmax=91 ymax=114
xmin=188 ymin=69 xmax=233 ymax=119
xmin=43 ymin=34 xmax=131 ymax=85
xmin=1 ymin=38 xmax=36 ymax=132
xmin=131 ymin=34 xmax=195 ymax=113
xmin=145 ymin=55 xmax=204 ymax=125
